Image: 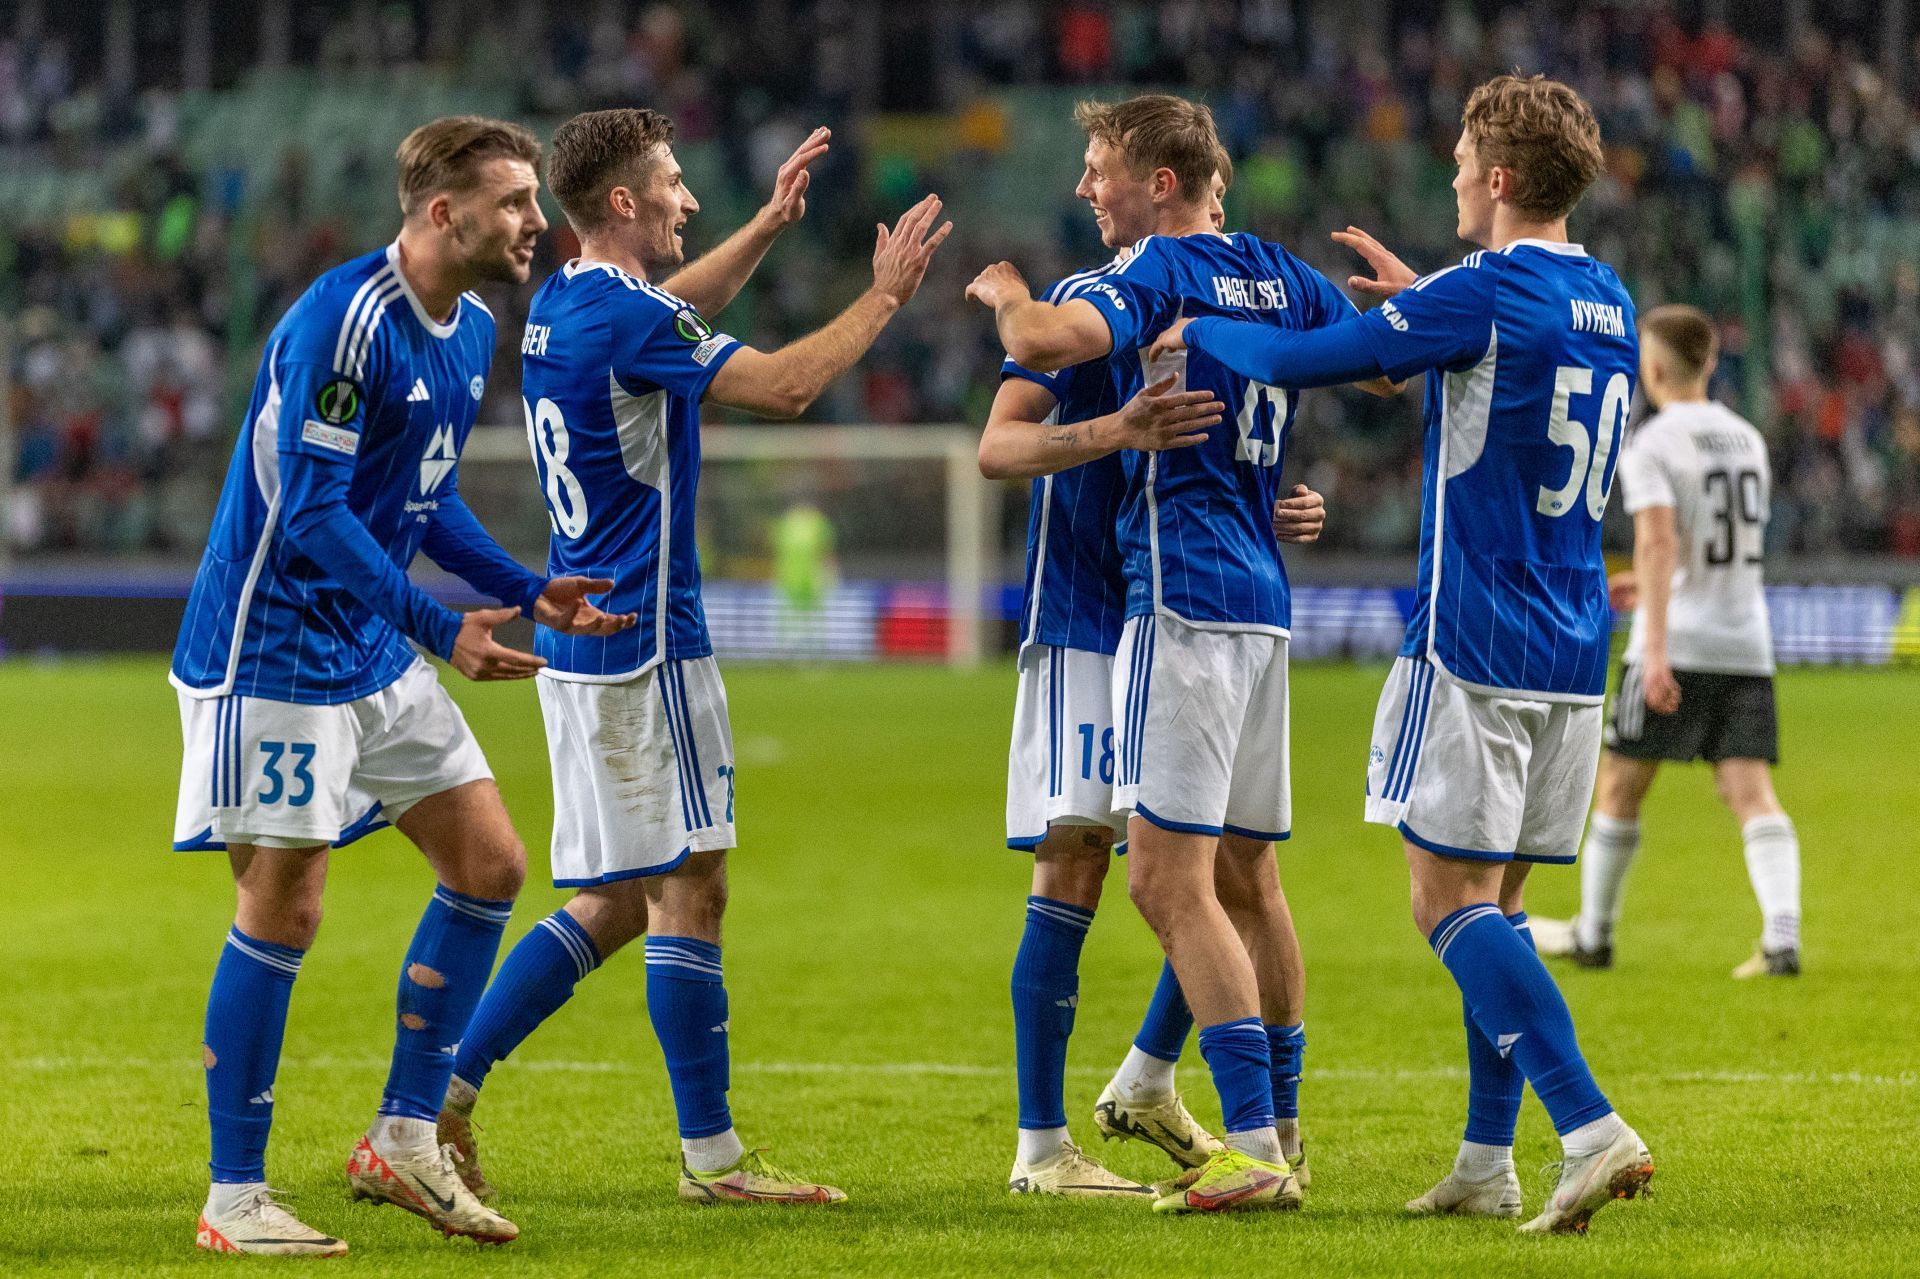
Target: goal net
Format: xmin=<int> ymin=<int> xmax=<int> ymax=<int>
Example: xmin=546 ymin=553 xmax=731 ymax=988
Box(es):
xmin=456 ymin=424 xmax=1001 ymax=667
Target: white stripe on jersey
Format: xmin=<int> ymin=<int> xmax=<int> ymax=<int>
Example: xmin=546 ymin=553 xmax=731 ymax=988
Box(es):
xmin=1425 ymin=324 xmax=1500 ymax=662
xmin=332 ymin=265 xmax=396 ymax=375
xmin=349 ymin=278 xmax=406 ymax=382
xmin=461 ymin=289 xmax=493 ymax=317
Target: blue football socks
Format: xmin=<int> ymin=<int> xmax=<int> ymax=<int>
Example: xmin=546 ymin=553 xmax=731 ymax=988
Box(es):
xmin=1133 ymin=957 xmax=1194 ymax=1062
xmin=1266 ymin=1022 xmax=1305 ymax=1122
xmin=1462 ymin=911 xmax=1533 ymax=1145
xmin=1431 ymin=904 xmax=1612 ymax=1137
xmin=453 ymin=910 xmax=601 ymax=1092
xmin=1197 ymin=1016 xmax=1276 ymax=1137
xmin=645 ymin=936 xmax=733 ymax=1139
xmin=203 ymin=927 xmax=304 ymax=1182
xmin=379 ymin=885 xmax=513 ymax=1122
xmin=1011 ymin=896 xmax=1095 ymax=1132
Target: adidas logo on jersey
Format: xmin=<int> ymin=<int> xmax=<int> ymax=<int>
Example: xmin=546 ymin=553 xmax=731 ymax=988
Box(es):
xmin=248 ymin=1088 xmax=274 ymax=1105
xmin=407 ymin=378 xmax=430 ymax=402
xmin=419 ymin=423 xmax=457 ymax=494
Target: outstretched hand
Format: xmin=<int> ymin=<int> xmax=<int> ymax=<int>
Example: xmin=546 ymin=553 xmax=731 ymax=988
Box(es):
xmin=1145 ymin=317 xmax=1193 ymax=364
xmin=872 ymin=194 xmax=953 ymax=306
xmin=533 ymin=576 xmax=637 ymax=637
xmin=1110 ymin=375 xmax=1222 ymax=452
xmin=1331 ymin=225 xmax=1418 ymax=298
xmin=763 ymin=127 xmax=831 ymax=227
xmin=450 ymin=607 xmax=547 ymax=682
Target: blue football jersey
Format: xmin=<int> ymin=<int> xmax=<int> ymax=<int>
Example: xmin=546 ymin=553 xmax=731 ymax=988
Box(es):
xmin=1074 ymin=232 xmax=1358 ymax=632
xmin=171 ymin=244 xmax=497 ymax=704
xmin=1003 ymin=261 xmax=1131 ymax=658
xmin=1353 ymin=240 xmax=1638 ymax=700
xmin=519 ymin=259 xmax=741 ymax=679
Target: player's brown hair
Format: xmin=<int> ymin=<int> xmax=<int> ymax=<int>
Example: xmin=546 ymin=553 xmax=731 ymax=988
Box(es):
xmin=1460 ymin=74 xmax=1605 ymax=222
xmin=547 ymin=108 xmax=677 ymax=232
xmin=1074 ymin=94 xmax=1220 ymax=208
xmin=1641 ymin=304 xmax=1719 ymax=382
xmin=395 ymin=115 xmax=541 ymax=218
xmin=1213 ymin=145 xmax=1234 ymax=192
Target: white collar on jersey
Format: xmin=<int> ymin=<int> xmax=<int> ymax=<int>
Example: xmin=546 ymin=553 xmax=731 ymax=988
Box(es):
xmin=384 ymin=241 xmax=461 ymax=339
xmin=1499 ymin=237 xmax=1588 ymax=257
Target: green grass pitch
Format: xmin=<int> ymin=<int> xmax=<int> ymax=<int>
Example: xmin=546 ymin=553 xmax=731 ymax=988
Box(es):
xmin=1 ymin=657 xmax=1917 ymax=1276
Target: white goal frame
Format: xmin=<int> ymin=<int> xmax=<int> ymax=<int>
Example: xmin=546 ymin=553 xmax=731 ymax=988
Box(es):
xmin=460 ymin=423 xmax=1000 ymax=667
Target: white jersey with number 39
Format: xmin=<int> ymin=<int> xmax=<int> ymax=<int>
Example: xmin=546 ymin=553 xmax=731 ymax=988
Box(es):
xmin=1617 ymin=400 xmax=1774 ymax=675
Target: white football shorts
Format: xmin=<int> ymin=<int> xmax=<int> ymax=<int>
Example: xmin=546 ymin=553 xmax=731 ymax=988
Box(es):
xmin=1006 ymin=644 xmax=1126 ymax=849
xmin=537 ymin=658 xmax=736 ymax=887
xmin=1365 ymin=656 xmax=1602 ymax=864
xmin=173 ymin=658 xmax=493 ymax=851
xmin=1111 ymin=613 xmax=1291 ymax=842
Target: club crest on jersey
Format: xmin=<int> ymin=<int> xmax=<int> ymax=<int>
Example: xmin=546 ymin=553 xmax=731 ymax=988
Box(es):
xmin=672 ymin=306 xmax=713 ymax=343
xmin=470 ymin=375 xmax=485 ymax=401
xmin=315 ymin=377 xmax=361 ymax=424
xmin=419 ymin=423 xmax=457 ymax=494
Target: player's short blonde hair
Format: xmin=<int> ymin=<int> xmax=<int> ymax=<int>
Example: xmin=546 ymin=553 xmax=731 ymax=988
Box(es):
xmin=1641 ymin=305 xmax=1719 ymax=381
xmin=1073 ymin=94 xmax=1220 ymax=208
xmin=395 ymin=116 xmax=541 ymax=218
xmin=547 ymin=108 xmax=677 ymax=232
xmin=1461 ymin=74 xmax=1605 ymax=222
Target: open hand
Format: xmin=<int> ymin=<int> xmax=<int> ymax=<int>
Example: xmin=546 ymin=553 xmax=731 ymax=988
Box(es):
xmin=1273 ymin=485 xmax=1327 ymax=544
xmin=1146 ymin=317 xmax=1193 ymax=364
xmin=1111 ymin=375 xmax=1222 ymax=452
xmin=763 ymin=127 xmax=830 ymax=227
xmin=964 ymin=260 xmax=1031 ymax=311
xmin=872 ymin=195 xmax=953 ymax=306
xmin=533 ymin=576 xmax=637 ymax=637
xmin=1331 ymin=225 xmax=1418 ymax=298
xmin=450 ymin=607 xmax=547 ymax=682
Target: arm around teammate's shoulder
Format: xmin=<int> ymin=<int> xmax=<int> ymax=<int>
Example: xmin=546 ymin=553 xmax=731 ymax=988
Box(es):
xmin=705 ymin=195 xmax=951 ymax=420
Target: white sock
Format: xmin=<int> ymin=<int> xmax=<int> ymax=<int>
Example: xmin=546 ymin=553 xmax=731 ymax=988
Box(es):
xmin=444 ymin=1074 xmax=478 ymax=1115
xmin=368 ymin=1114 xmax=435 ymax=1155
xmin=1742 ymin=814 xmax=1801 ymax=952
xmin=1110 ymin=1046 xmax=1177 ymax=1102
xmin=682 ymin=1127 xmax=746 ymax=1174
xmin=1276 ymin=1117 xmax=1301 ymax=1162
xmin=1561 ymin=1111 xmax=1629 ymax=1159
xmin=206 ymin=1180 xmax=267 ymax=1218
xmin=1224 ymin=1125 xmax=1282 ymax=1164
xmin=1454 ymin=1140 xmax=1514 ymax=1178
xmin=1016 ymin=1125 xmax=1071 ymax=1167
xmin=1576 ymin=813 xmax=1640 ymax=949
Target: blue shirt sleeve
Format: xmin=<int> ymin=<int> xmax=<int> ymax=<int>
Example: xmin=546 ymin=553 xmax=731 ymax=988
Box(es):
xmin=420 ymin=476 xmax=548 ymax=616
xmin=1066 ymin=251 xmax=1184 ymax=356
xmin=1001 ymin=356 xmax=1067 ymax=396
xmin=275 ymin=357 xmax=375 ymax=465
xmin=612 ymin=294 xmax=742 ymax=399
xmin=1183 ymin=314 xmax=1390 ymax=389
xmin=1351 ymin=263 xmax=1498 ymax=382
xmin=277 ymin=451 xmax=464 ymax=660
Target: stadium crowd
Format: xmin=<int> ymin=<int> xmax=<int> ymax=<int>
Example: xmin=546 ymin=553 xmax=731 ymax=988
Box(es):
xmin=5 ymin=1 xmax=1920 ymax=558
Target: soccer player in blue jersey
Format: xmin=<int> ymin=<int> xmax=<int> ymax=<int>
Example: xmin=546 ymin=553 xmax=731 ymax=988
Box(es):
xmin=171 ymin=117 xmax=636 ymax=1256
xmin=436 ymin=109 xmax=949 ymax=1205
xmin=970 ymin=95 xmax=1399 ymax=1213
xmin=979 ymin=163 xmax=1328 ymax=1198
xmin=1149 ymin=74 xmax=1656 ymax=1234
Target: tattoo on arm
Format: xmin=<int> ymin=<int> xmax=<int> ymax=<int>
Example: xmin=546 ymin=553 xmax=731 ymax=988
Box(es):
xmin=1043 ymin=423 xmax=1083 ymax=448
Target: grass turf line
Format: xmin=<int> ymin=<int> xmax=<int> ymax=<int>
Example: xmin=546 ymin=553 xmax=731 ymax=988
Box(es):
xmin=0 ymin=658 xmax=1915 ymax=1276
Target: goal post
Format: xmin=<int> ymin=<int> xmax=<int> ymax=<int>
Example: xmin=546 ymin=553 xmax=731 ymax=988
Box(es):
xmin=457 ymin=423 xmax=1001 ymax=668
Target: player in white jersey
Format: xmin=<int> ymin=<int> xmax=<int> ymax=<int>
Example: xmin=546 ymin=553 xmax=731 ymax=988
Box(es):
xmin=436 ymin=109 xmax=949 ymax=1206
xmin=1533 ymin=305 xmax=1802 ymax=977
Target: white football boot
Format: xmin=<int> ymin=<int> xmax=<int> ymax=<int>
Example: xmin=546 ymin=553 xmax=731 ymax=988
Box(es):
xmin=346 ymin=1127 xmax=518 ymax=1243
xmin=1009 ymin=1141 xmax=1154 ymax=1198
xmin=1092 ymin=1083 xmax=1223 ymax=1170
xmin=196 ymin=1184 xmax=349 ymax=1256
xmin=1518 ymin=1127 xmax=1654 ymax=1234
xmin=1407 ymin=1163 xmax=1524 ymax=1218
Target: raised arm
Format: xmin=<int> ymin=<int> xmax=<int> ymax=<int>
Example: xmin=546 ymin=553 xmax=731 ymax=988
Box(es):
xmin=1630 ymin=503 xmax=1682 ymax=713
xmin=705 ymin=194 xmax=951 ymax=419
xmin=660 ymin=127 xmax=830 ymax=317
xmin=1154 ymin=314 xmax=1390 ymax=390
xmin=965 ymin=262 xmax=1115 ymax=373
xmin=978 ymin=374 xmax=1222 ymax=480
